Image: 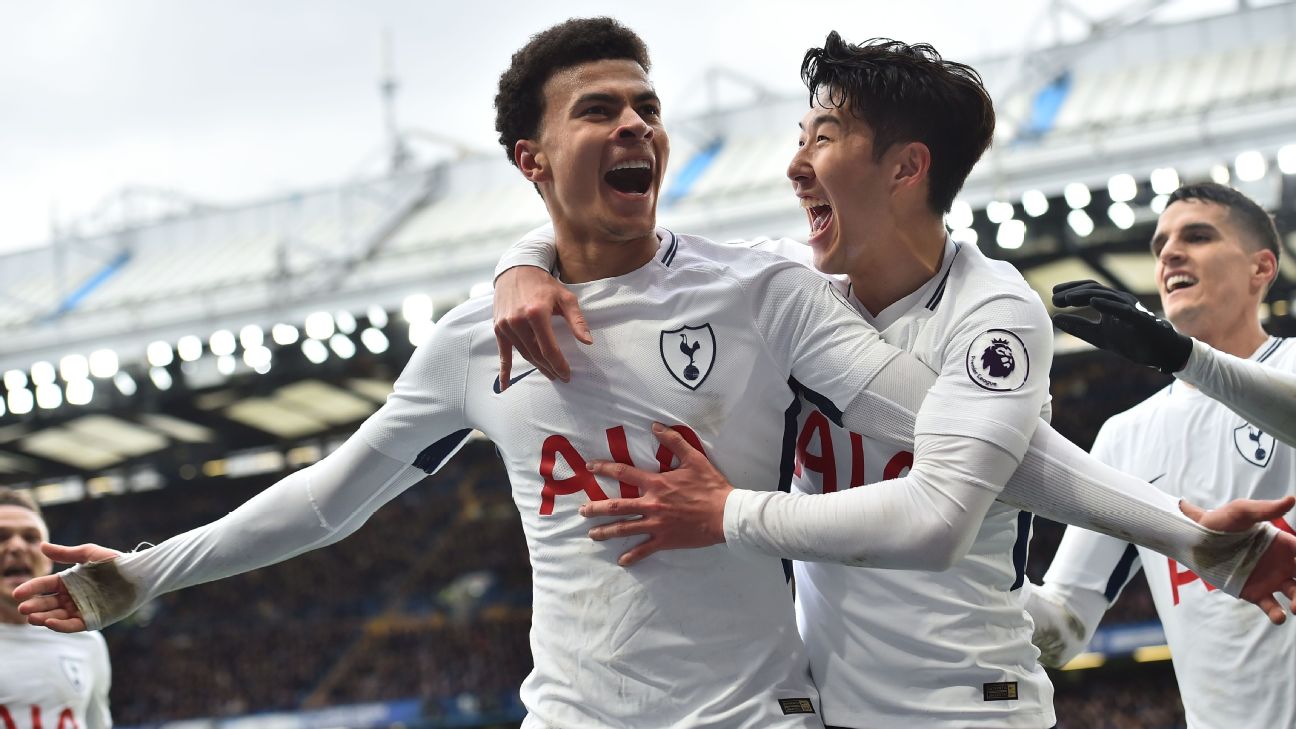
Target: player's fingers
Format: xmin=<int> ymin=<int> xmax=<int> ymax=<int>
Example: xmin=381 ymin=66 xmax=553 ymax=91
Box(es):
xmin=1256 ymin=595 xmax=1287 ymax=625
xmin=41 ymin=616 xmax=88 ymax=634
xmin=618 ymin=537 xmax=661 ymax=567
xmin=587 ymin=460 xmax=658 ymax=491
xmin=1088 ymin=296 xmax=1140 ymax=320
xmin=12 ymin=573 xmax=63 ymax=601
xmin=1051 ymin=280 xmax=1106 ymax=308
xmin=650 ymin=422 xmax=704 ymax=466
xmin=531 ymin=314 xmax=573 ymax=382
xmin=498 ymin=319 xmax=557 ymax=381
xmin=494 ymin=331 xmax=513 ymax=391
xmin=1218 ymin=497 xmax=1296 ymax=527
xmin=580 ymin=498 xmax=649 ymax=519
xmin=1050 ymin=279 xmax=1100 ymax=300
xmin=589 ymin=518 xmax=654 ymax=541
xmin=42 ymin=542 xmax=118 ymax=565
xmin=557 ymin=292 xmax=594 ymax=345
xmin=16 ymin=593 xmax=63 ymax=614
xmin=1052 ymin=314 xmax=1103 ymax=345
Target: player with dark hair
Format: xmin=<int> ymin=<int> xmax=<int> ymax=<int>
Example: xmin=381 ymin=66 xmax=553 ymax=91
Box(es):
xmin=1030 ymin=181 xmax=1296 ymax=729
xmin=16 ymin=21 xmax=1296 ymax=729
xmin=490 ymin=35 xmax=1295 ymax=728
xmin=1 ymin=488 xmax=112 ymax=729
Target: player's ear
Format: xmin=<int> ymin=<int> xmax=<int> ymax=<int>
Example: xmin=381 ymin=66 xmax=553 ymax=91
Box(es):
xmin=890 ymin=141 xmax=930 ymax=195
xmin=516 ymin=140 xmax=550 ymax=184
xmin=1251 ymin=248 xmax=1278 ymax=295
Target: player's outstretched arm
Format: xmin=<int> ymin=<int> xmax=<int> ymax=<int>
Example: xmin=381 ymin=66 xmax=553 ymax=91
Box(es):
xmin=14 ymin=314 xmax=476 ymax=633
xmin=1053 ymin=279 xmax=1296 ymax=445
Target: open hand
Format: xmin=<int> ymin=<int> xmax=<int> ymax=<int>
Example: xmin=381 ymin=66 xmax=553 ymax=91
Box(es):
xmin=579 ymin=423 xmax=730 ymax=566
xmin=13 ymin=543 xmax=120 ymax=633
xmin=493 ymin=266 xmax=592 ymax=388
xmin=1181 ymin=496 xmax=1296 ymax=623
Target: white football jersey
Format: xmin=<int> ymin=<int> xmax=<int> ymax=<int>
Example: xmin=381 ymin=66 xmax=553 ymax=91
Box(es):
xmin=0 ymin=623 xmax=111 ymax=729
xmin=1044 ymin=336 xmax=1295 ymax=729
xmin=358 ymin=231 xmax=913 ymax=729
xmin=752 ymin=238 xmax=1057 ymax=727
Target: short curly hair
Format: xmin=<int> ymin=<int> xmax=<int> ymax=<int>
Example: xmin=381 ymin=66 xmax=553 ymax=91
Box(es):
xmin=802 ymin=33 xmax=995 ymax=215
xmin=495 ymin=17 xmax=651 ymax=167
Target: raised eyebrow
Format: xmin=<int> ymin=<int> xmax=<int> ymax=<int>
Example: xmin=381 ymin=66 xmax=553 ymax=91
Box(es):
xmin=571 ymin=92 xmax=620 ymax=111
xmin=634 ymin=91 xmax=661 ymax=106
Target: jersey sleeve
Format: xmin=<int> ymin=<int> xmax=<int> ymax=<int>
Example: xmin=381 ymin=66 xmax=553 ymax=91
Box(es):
xmin=917 ymin=294 xmax=1054 ymax=460
xmin=87 ymin=632 xmax=113 ymax=729
xmin=494 ymin=223 xmax=558 ymax=279
xmin=60 ymin=314 xmax=478 ymax=631
xmin=1177 ymin=337 xmax=1296 ymax=447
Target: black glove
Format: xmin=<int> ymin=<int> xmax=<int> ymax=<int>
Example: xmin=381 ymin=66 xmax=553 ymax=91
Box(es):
xmin=1051 ymin=279 xmax=1193 ymax=374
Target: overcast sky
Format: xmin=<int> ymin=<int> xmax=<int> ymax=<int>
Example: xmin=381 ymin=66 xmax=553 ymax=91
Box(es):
xmin=0 ymin=0 xmax=1241 ymax=254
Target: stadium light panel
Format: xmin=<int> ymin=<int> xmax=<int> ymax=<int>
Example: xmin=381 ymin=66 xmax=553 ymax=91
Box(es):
xmin=149 ymin=367 xmax=173 ymax=391
xmin=35 ymin=383 xmax=62 ymax=410
xmin=305 ymin=311 xmax=335 ymax=340
xmin=59 ymin=354 xmax=89 ymax=382
xmin=1067 ymin=210 xmax=1095 ymax=237
xmin=31 ymin=361 xmax=56 ymax=387
xmin=402 ymin=294 xmax=434 ymax=323
xmin=996 ymin=220 xmax=1026 ymax=250
xmin=1234 ymin=151 xmax=1266 ymax=182
xmin=367 ymin=305 xmax=389 ymax=329
xmin=950 ymin=227 xmax=977 ymax=246
xmin=243 ymin=345 xmax=272 ymax=371
xmin=361 ymin=327 xmax=390 ymax=354
xmin=1063 ymin=183 xmax=1091 ymax=210
xmin=176 ymin=336 xmax=203 ymax=362
xmin=66 ymin=378 xmax=94 ymax=406
xmin=3 ymin=370 xmax=27 ymax=391
xmin=1150 ymin=194 xmax=1170 ymax=214
xmin=335 ymin=311 xmax=358 ymax=335
xmin=986 ymin=201 xmax=1015 ymax=224
xmin=146 ymin=341 xmax=174 ymax=368
xmin=1279 ymin=145 xmax=1296 ymax=175
xmin=239 ymin=325 xmax=265 ymax=349
xmin=1150 ymin=167 xmax=1180 ymax=195
xmin=1021 ymin=190 xmax=1049 ymax=218
xmin=113 ymin=372 xmax=137 ymax=397
xmin=88 ymin=349 xmax=119 ymax=379
xmin=1210 ymin=164 xmax=1230 ymax=184
xmin=1107 ymin=174 xmax=1137 ymax=203
xmin=1107 ymin=202 xmax=1136 ymax=230
xmin=209 ymin=330 xmax=237 ymax=357
xmin=216 ymin=355 xmax=237 ymax=376
xmin=302 ymin=339 xmax=329 ymax=364
xmin=272 ymin=323 xmax=300 ymax=346
xmin=7 ymin=388 xmax=33 ymax=415
xmin=329 ymin=334 xmax=357 ymax=360
xmin=945 ymin=200 xmax=974 ymax=229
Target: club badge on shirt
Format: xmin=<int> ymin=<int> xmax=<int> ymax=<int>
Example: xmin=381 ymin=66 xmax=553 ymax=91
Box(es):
xmin=1233 ymin=423 xmax=1276 ymax=467
xmin=661 ymin=323 xmax=716 ymax=390
xmin=965 ymin=329 xmax=1029 ymax=392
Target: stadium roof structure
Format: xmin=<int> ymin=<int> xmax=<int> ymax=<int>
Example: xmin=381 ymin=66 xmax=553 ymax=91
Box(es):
xmin=2 ymin=1 xmax=1295 ymax=486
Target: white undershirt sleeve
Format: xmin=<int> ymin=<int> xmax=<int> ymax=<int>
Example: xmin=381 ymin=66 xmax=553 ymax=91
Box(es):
xmin=1176 ymin=337 xmax=1296 ymax=447
xmin=493 ymin=224 xmax=559 ymax=279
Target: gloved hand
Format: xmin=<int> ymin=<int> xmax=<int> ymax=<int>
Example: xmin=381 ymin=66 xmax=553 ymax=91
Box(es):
xmin=1051 ymin=279 xmax=1193 ymax=374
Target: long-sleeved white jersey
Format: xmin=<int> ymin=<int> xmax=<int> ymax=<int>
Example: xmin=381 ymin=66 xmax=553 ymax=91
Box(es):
xmin=1039 ymin=336 xmax=1295 ymax=729
xmin=0 ymin=623 xmax=112 ymax=729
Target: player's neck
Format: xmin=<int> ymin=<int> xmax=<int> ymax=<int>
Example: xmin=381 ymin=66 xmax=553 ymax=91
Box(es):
xmin=552 ymin=226 xmax=659 ymax=284
xmin=1195 ymin=315 xmax=1270 ymax=360
xmin=846 ymin=216 xmax=946 ymax=317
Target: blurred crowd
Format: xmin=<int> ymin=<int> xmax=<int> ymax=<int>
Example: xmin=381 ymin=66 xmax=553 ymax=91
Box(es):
xmin=28 ymin=352 xmax=1184 ymax=727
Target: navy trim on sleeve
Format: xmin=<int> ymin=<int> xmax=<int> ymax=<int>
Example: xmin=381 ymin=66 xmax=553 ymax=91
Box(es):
xmin=413 ymin=429 xmax=473 ymax=474
xmin=1103 ymin=544 xmax=1141 ymax=602
xmin=789 ymin=377 xmax=845 ymax=428
xmin=1010 ymin=510 xmax=1033 ymax=590
xmin=777 ymin=381 xmax=804 ymax=583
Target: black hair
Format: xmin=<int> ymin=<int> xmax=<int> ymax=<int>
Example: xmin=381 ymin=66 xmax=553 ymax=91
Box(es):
xmin=801 ymin=33 xmax=995 ymax=214
xmin=495 ymin=17 xmax=651 ymax=167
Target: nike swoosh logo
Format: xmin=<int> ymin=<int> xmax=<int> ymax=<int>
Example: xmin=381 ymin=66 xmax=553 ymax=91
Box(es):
xmin=493 ymin=368 xmax=538 ymax=394
xmin=1149 ymin=473 xmax=1166 ymax=484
